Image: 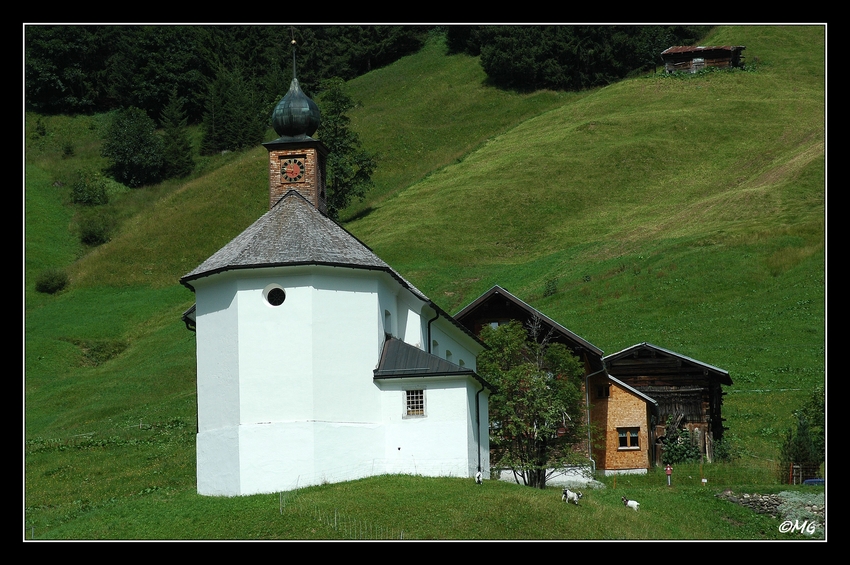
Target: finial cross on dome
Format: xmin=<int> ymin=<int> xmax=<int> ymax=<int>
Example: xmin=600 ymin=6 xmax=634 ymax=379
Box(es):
xmin=269 ymin=30 xmax=321 ymax=139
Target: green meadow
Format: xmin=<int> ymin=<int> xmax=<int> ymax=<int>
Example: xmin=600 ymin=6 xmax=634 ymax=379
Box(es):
xmin=24 ymin=25 xmax=824 ymax=539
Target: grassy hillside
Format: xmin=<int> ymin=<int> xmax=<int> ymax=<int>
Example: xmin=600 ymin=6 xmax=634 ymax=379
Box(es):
xmin=24 ymin=25 xmax=824 ymax=539
xmin=345 ymin=25 xmax=825 ymax=462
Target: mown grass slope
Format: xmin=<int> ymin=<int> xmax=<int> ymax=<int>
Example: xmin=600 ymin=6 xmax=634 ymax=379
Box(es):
xmin=24 ymin=25 xmax=824 ymax=539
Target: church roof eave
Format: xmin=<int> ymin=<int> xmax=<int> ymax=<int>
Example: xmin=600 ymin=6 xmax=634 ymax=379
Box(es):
xmin=373 ymin=337 xmax=495 ymax=392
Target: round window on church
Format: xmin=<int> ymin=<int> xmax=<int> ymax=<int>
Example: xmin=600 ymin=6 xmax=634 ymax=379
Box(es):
xmin=264 ymin=285 xmax=286 ymax=307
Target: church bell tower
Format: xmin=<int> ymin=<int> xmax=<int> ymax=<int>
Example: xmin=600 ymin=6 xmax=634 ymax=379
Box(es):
xmin=263 ymin=40 xmax=328 ymax=213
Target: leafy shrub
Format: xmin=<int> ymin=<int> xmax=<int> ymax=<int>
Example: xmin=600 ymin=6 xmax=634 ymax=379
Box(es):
xmin=101 ymin=107 xmax=164 ymax=188
xmin=70 ymin=169 xmax=109 ymax=206
xmin=712 ymin=435 xmax=738 ymax=462
xmin=34 ymin=117 xmax=47 ymax=137
xmin=661 ymin=417 xmax=702 ymax=464
xmin=78 ymin=208 xmax=117 ymax=246
xmin=35 ymin=268 xmax=69 ymax=294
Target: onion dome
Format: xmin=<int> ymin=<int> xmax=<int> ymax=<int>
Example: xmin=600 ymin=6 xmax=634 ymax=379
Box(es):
xmin=271 ymin=78 xmax=321 ymax=139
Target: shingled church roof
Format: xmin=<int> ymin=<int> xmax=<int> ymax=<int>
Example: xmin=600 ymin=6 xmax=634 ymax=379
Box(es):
xmin=179 ymin=189 xmax=482 ymax=345
xmin=180 ymin=189 xmax=423 ymax=295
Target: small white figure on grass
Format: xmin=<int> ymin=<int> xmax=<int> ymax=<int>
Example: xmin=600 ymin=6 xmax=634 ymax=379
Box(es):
xmin=562 ymin=488 xmax=583 ymax=505
xmin=622 ymin=496 xmax=639 ymax=511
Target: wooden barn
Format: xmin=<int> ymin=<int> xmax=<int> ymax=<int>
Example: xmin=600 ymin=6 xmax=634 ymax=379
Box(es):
xmin=454 ymin=285 xmax=604 ymax=376
xmin=603 ymin=343 xmax=733 ymax=464
xmin=455 ymin=288 xmax=733 ymax=475
xmin=660 ymin=45 xmax=746 ymax=73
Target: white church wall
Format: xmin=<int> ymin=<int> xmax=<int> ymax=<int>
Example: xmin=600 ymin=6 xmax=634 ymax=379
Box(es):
xmin=378 ymin=377 xmax=479 ymax=478
xmin=466 ymin=383 xmax=491 ymax=477
xmin=428 ymin=319 xmax=480 ymax=370
xmin=395 ymin=284 xmax=426 ymax=349
xmin=192 ymin=263 xmax=489 ymax=495
xmin=196 ymin=425 xmax=240 ymax=496
xmin=193 ymin=275 xmax=240 ymax=432
xmin=311 ymin=271 xmax=385 ymax=423
xmin=237 ymin=271 xmax=315 ymax=423
xmin=194 ymin=266 xmax=396 ymax=495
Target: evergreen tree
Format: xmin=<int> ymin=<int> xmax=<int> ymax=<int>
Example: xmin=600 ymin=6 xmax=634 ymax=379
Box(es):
xmin=315 ymin=78 xmax=376 ymax=221
xmin=160 ymin=90 xmax=195 ymax=179
xmin=200 ymin=66 xmax=267 ymax=155
xmin=799 ymin=385 xmax=825 ymax=463
xmin=781 ymin=414 xmax=816 ymax=466
xmin=781 ymin=386 xmax=825 ymax=467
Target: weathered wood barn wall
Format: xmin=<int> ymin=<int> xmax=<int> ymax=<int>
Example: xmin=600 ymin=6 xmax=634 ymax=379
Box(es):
xmin=661 ymin=45 xmax=746 ymax=73
xmin=603 ymin=343 xmax=732 ymax=463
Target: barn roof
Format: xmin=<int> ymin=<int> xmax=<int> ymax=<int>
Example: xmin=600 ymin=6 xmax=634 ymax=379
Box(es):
xmin=606 ymin=374 xmax=659 ymax=407
xmin=373 ymin=336 xmax=495 ymax=391
xmin=454 ymin=285 xmax=604 ymax=371
xmin=603 ymin=342 xmax=732 ymax=386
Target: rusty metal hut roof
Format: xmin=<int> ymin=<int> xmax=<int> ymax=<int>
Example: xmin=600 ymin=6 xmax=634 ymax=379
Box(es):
xmin=660 ymin=45 xmax=745 ymax=56
xmin=660 ymin=45 xmax=746 ymax=73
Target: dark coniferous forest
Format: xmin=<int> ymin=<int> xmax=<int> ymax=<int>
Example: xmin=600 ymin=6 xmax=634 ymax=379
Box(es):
xmin=25 ymin=25 xmax=710 ymax=120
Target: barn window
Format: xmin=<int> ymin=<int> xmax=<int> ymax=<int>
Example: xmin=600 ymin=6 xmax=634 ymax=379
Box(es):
xmin=618 ymin=427 xmax=640 ymax=449
xmin=405 ymin=389 xmax=425 ymax=418
xmin=596 ymin=384 xmax=610 ymax=399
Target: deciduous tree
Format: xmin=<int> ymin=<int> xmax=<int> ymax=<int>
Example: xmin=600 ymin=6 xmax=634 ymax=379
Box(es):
xmin=477 ymin=319 xmax=586 ymax=489
xmin=101 ymin=107 xmax=164 ymax=188
xmin=315 ymin=78 xmax=376 ymax=221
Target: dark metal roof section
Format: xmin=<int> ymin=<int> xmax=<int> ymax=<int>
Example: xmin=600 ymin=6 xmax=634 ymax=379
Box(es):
xmin=603 ymin=342 xmax=732 ymax=386
xmin=454 ymin=285 xmax=604 ymax=372
xmin=374 ymin=336 xmax=495 ymax=392
xmin=182 ymin=304 xmax=196 ymax=331
xmin=270 ymin=41 xmax=320 ymax=140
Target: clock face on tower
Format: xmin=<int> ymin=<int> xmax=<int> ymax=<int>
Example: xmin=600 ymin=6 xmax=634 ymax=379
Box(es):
xmin=282 ymin=158 xmax=305 ymax=182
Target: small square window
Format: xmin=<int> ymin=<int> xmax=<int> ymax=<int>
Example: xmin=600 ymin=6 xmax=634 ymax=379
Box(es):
xmin=405 ymin=389 xmax=425 ymax=417
xmin=618 ymin=427 xmax=640 ymax=449
xmin=596 ymin=384 xmax=610 ymax=399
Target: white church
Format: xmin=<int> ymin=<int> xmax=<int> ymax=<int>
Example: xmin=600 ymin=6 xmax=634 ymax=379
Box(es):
xmin=180 ymin=73 xmax=493 ymax=496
